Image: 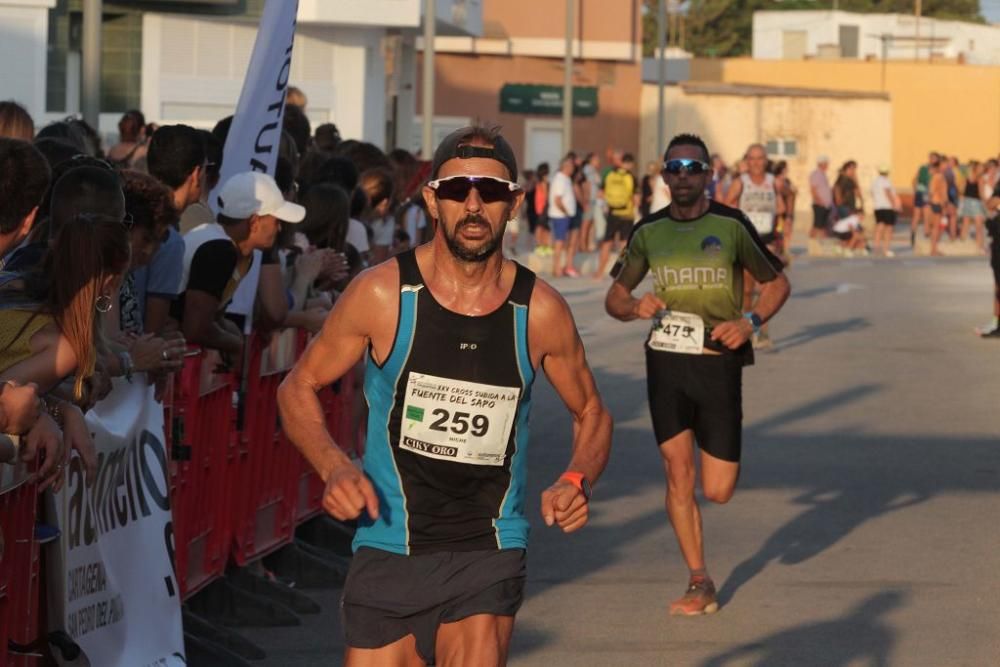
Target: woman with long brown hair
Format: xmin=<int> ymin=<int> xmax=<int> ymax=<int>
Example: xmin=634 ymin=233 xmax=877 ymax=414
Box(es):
xmin=0 ymin=213 xmax=131 ymax=487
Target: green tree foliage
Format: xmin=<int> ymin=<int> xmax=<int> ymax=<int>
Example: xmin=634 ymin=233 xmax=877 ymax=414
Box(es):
xmin=641 ymin=0 xmax=984 ymax=58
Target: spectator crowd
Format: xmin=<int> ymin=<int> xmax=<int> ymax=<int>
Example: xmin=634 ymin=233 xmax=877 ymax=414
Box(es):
xmin=0 ymin=90 xmax=440 ymax=655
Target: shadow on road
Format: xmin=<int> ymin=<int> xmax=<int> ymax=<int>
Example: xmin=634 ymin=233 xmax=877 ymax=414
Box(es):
xmin=773 ymin=317 xmax=870 ymax=352
xmin=516 ymin=370 xmax=1000 ymax=661
xmin=699 ymin=590 xmax=905 ymax=667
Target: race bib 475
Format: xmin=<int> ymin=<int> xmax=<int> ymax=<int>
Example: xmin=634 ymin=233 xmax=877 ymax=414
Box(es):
xmin=648 ymin=310 xmax=705 ymax=355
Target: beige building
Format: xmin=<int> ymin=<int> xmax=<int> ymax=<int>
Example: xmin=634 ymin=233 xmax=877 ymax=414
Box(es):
xmin=687 ymin=58 xmax=1000 ymax=190
xmin=640 ymin=81 xmax=893 ymax=215
xmin=417 ymin=0 xmax=643 ymax=173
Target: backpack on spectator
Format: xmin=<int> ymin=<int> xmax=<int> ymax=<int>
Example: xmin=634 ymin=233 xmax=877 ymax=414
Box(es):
xmin=603 ymin=169 xmax=633 ymax=210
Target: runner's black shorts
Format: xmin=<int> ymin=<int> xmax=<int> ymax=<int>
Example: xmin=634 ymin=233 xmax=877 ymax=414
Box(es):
xmin=604 ymin=214 xmax=633 ymax=242
xmin=342 ymin=547 xmax=526 ymax=664
xmin=646 ymin=348 xmax=743 ymax=462
xmin=875 ymin=209 xmax=897 ymax=225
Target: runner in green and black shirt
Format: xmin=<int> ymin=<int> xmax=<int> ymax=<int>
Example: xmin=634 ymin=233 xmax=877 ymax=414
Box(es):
xmin=605 ymin=133 xmax=790 ymax=616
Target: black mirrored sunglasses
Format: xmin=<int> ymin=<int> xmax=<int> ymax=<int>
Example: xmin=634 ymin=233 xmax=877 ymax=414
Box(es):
xmin=663 ymin=159 xmax=711 ymax=175
xmin=429 ymin=176 xmax=520 ymax=204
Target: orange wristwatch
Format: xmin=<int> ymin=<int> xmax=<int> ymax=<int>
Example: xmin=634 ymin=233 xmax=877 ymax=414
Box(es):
xmin=559 ymin=472 xmax=592 ymax=500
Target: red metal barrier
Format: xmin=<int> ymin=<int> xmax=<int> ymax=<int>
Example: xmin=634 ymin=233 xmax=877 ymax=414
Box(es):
xmin=0 ymin=460 xmax=40 ymax=667
xmin=163 ymin=328 xmax=362 ymax=596
xmin=168 ymin=349 xmax=237 ymax=599
xmin=230 ymin=332 xmax=299 ymax=566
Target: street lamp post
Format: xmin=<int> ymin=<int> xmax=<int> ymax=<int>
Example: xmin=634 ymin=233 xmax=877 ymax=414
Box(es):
xmin=657 ymin=0 xmax=666 ymax=156
xmin=562 ymin=0 xmax=574 ymax=156
xmin=422 ymin=0 xmax=435 ymax=158
xmin=82 ymin=0 xmax=102 ymax=130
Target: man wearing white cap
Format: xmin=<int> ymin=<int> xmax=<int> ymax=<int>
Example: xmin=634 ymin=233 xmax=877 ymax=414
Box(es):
xmin=173 ymin=171 xmax=304 ymax=355
xmin=871 ymin=164 xmax=900 ymax=257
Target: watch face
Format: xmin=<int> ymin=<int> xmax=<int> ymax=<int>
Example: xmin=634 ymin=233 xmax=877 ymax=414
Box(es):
xmin=581 ymin=478 xmax=593 ymax=500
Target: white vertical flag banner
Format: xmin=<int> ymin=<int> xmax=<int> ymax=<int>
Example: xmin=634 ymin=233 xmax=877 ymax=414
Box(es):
xmin=215 ymin=0 xmax=300 ymax=326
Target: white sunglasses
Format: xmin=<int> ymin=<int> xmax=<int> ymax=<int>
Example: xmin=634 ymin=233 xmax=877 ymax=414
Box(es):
xmin=427 ymin=175 xmax=521 ymax=203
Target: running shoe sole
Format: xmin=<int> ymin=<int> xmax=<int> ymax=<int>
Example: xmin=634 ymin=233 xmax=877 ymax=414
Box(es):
xmin=670 ymin=601 xmax=719 ymax=616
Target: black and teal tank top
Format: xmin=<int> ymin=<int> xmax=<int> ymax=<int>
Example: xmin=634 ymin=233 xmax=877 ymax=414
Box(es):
xmin=354 ymin=249 xmax=537 ymax=555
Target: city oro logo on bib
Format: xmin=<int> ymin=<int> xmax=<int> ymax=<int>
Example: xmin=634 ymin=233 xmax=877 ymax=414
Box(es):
xmin=648 ymin=310 xmax=705 ymax=355
xmin=400 ymin=372 xmax=520 ymax=466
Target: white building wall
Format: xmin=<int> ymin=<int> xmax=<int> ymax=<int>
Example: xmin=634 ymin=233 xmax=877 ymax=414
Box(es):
xmin=141 ymin=14 xmax=388 ymax=146
xmin=297 ymin=0 xmax=482 ymax=36
xmin=0 ymin=0 xmax=56 ymax=122
xmin=753 ymin=10 xmax=1000 ymax=65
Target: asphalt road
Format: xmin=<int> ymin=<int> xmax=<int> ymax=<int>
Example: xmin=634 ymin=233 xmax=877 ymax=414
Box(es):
xmin=243 ymin=240 xmax=1000 ymax=666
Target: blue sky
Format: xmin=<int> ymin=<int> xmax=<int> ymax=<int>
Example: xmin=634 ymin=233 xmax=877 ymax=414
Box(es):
xmin=982 ymin=0 xmax=1000 ymax=23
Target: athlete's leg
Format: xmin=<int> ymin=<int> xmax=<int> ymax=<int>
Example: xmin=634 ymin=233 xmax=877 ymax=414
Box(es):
xmin=593 ymin=239 xmax=612 ymax=278
xmin=929 ymin=209 xmax=942 ymax=255
xmin=436 ymin=614 xmax=515 ymax=667
xmin=345 ymin=635 xmax=425 ymax=667
xmin=699 ymin=448 xmax=740 ymax=505
xmin=659 ymin=430 xmax=704 ymax=572
xmin=580 ymin=217 xmax=594 ymax=252
xmin=566 ymin=228 xmax=580 ymax=274
xmin=552 ymin=239 xmax=565 ymax=276
xmin=974 ymin=215 xmax=986 ymax=252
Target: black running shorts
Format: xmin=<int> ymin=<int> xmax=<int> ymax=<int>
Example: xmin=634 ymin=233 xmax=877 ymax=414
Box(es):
xmin=875 ymin=209 xmax=897 ymax=225
xmin=342 ymin=547 xmax=526 ymax=664
xmin=646 ymin=348 xmax=743 ymax=462
xmin=604 ymin=214 xmax=633 ymax=243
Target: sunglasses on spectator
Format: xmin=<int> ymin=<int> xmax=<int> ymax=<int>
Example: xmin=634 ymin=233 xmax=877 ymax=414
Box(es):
xmin=662 ymin=159 xmax=711 ymax=175
xmin=75 ymin=212 xmax=134 ymax=230
xmin=428 ymin=175 xmax=521 ymax=204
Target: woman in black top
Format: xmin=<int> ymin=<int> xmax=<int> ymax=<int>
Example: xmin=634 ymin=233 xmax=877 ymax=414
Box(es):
xmin=959 ymin=161 xmax=987 ymax=252
xmin=833 ymin=161 xmax=863 ymax=220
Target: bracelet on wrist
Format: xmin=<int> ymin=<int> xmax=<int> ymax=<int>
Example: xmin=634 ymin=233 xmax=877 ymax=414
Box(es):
xmin=43 ymin=397 xmax=65 ymax=429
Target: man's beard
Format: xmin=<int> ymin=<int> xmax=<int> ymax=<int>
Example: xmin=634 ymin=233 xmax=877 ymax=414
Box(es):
xmin=670 ymin=187 xmax=703 ymax=207
xmin=442 ymin=214 xmax=502 ymax=263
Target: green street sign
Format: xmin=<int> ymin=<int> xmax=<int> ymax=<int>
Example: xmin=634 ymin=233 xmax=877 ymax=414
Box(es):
xmin=500 ymin=84 xmax=599 ymax=117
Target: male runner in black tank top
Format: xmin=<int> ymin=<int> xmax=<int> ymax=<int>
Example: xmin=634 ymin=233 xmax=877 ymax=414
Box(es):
xmin=278 ymin=125 xmax=612 ymax=666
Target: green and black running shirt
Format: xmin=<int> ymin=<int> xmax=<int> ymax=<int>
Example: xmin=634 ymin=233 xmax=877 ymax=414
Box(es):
xmin=611 ymin=200 xmax=784 ymax=332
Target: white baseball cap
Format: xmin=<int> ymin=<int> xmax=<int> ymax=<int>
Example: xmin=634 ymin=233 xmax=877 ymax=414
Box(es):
xmin=216 ymin=172 xmax=305 ymax=223
xmin=817 ymin=155 xmax=830 ymax=164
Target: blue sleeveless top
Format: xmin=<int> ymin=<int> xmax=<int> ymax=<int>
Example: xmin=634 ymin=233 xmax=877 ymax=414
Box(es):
xmin=354 ymin=250 xmax=536 ymax=555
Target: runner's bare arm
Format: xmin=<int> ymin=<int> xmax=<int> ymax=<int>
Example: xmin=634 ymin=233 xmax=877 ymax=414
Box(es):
xmin=605 ymin=280 xmax=665 ymax=322
xmin=531 ymin=282 xmax=612 ymax=532
xmin=278 ymin=264 xmax=398 ymax=520
xmin=711 ymin=272 xmax=791 ymax=349
xmin=724 ymin=178 xmax=743 ymax=207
